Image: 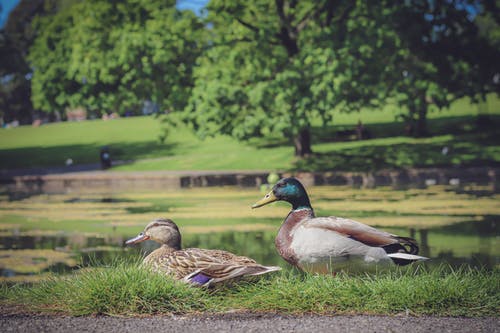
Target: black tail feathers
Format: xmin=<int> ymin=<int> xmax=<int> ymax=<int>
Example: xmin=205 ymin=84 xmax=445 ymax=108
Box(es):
xmin=382 ymin=236 xmax=419 ymax=255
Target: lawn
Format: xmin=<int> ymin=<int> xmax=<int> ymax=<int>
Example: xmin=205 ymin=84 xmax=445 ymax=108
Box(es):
xmin=1 ymin=263 xmax=498 ymax=317
xmin=0 ymin=95 xmax=499 ymax=171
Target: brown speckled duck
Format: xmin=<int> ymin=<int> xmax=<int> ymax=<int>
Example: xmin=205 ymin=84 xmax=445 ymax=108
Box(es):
xmin=126 ymin=218 xmax=280 ymax=287
xmin=252 ymin=177 xmax=428 ymax=273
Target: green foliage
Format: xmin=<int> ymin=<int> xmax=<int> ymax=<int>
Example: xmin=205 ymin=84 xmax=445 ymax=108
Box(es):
xmin=476 ymin=3 xmax=500 ymax=49
xmin=0 ymin=0 xmax=84 ymax=123
xmin=2 ymin=264 xmax=498 ymax=316
xmin=0 ymin=0 xmax=48 ymax=124
xmin=386 ymin=1 xmax=500 ymax=137
xmin=182 ymin=1 xmax=500 ymax=154
xmin=184 ymin=1 xmax=400 ymax=156
xmin=28 ymin=0 xmax=205 ymax=114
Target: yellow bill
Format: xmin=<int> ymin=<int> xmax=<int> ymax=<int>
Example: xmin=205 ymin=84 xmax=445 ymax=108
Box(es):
xmin=251 ymin=190 xmax=278 ymax=208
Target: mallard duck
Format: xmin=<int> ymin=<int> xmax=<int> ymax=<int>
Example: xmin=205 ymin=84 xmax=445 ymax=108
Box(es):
xmin=252 ymin=177 xmax=428 ymax=273
xmin=125 ymin=218 xmax=280 ymax=287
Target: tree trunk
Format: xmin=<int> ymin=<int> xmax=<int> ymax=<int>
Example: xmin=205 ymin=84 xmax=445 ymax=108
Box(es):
xmin=405 ymin=105 xmax=416 ymax=137
xmin=415 ymin=104 xmax=428 ymax=138
xmin=406 ymin=94 xmax=428 ymax=138
xmin=293 ymin=128 xmax=313 ymax=157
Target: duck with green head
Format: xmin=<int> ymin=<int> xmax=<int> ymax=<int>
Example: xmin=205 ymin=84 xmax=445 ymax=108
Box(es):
xmin=252 ymin=178 xmax=427 ymax=273
xmin=126 ymin=218 xmax=280 ymax=287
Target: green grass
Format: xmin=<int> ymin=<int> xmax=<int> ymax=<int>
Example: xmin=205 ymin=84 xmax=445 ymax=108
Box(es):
xmin=0 ymin=259 xmax=207 ymax=315
xmin=0 ymin=116 xmax=292 ymax=170
xmin=1 ymin=261 xmax=498 ymax=316
xmin=0 ymin=95 xmax=499 ymax=171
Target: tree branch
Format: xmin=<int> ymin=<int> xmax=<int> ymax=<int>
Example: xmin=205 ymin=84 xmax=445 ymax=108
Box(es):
xmin=296 ymin=1 xmax=356 ymax=32
xmin=275 ymin=0 xmax=299 ymax=55
xmin=328 ymin=2 xmax=355 ymax=26
xmin=235 ymin=17 xmax=260 ymax=34
xmin=296 ymin=6 xmax=317 ymax=32
xmin=275 ymin=0 xmax=291 ymax=31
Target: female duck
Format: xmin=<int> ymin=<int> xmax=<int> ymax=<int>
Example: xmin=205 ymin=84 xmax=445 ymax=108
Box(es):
xmin=126 ymin=218 xmax=280 ymax=287
xmin=252 ymin=178 xmax=427 ymax=273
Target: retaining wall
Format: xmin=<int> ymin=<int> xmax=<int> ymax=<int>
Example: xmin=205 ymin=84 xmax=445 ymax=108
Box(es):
xmin=0 ymin=167 xmax=497 ymax=195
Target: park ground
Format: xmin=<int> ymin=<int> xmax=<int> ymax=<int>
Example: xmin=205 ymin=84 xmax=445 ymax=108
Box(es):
xmin=0 ymin=311 xmax=499 ymax=333
xmin=0 ymin=95 xmax=499 ymax=173
xmin=0 ymin=96 xmax=499 ymax=326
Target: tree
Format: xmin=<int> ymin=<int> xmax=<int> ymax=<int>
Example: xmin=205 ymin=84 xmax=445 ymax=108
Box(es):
xmin=28 ymin=0 xmax=205 ymax=115
xmin=0 ymin=0 xmax=44 ymax=124
xmin=388 ymin=0 xmax=500 ymax=137
xmin=184 ymin=1 xmax=401 ymax=157
xmin=0 ymin=0 xmax=81 ymax=124
xmin=0 ymin=28 xmax=32 ymax=124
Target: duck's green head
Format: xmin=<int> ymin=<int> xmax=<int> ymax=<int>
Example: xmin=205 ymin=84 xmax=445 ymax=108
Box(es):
xmin=252 ymin=177 xmax=312 ymax=210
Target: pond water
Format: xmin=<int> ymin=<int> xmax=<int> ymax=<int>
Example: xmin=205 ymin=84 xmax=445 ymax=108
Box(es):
xmin=1 ymin=220 xmax=497 ymax=278
xmin=0 ymin=185 xmax=498 ymax=282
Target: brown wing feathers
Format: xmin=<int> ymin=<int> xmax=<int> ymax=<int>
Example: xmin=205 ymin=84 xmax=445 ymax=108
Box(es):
xmin=310 ymin=218 xmax=420 ymax=255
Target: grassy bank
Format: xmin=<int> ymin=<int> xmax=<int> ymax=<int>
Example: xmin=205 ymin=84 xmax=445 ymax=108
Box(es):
xmin=1 ymin=262 xmax=498 ymax=317
xmin=0 ymin=95 xmax=499 ymax=171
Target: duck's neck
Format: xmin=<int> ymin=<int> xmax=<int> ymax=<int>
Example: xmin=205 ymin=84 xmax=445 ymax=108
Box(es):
xmin=144 ymin=244 xmax=178 ymax=265
xmin=284 ymin=207 xmax=315 ymax=226
xmin=289 ymin=195 xmax=313 ymax=211
xmin=275 ymin=207 xmax=315 ymax=265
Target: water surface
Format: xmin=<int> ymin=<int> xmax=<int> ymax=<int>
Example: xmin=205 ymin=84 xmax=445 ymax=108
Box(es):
xmin=0 ymin=185 xmax=498 ymax=281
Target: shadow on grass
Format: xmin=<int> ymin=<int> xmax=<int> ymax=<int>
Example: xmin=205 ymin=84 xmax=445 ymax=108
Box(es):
xmin=126 ymin=203 xmax=172 ymax=214
xmin=1 ymin=115 xmax=498 ymax=172
xmin=253 ymin=115 xmax=500 ymax=149
xmin=293 ymin=131 xmax=500 ymax=172
xmin=313 ymin=115 xmax=500 ymax=143
xmin=0 ymin=141 xmax=176 ymax=170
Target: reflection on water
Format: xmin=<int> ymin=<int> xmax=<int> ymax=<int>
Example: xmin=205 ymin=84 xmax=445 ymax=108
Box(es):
xmin=419 ymin=218 xmax=499 ymax=269
xmin=1 ymin=184 xmax=499 ymax=281
xmin=0 ymin=233 xmax=135 ymax=279
xmin=1 ymin=219 xmax=498 ymax=280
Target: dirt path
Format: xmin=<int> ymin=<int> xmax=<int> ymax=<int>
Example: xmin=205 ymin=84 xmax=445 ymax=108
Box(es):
xmin=1 ymin=313 xmax=498 ymax=333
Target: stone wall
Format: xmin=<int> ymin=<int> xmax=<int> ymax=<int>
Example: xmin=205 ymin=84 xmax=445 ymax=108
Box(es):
xmin=0 ymin=167 xmax=498 ymax=195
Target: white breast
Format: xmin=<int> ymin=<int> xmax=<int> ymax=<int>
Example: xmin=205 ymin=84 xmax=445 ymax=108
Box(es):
xmin=290 ymin=224 xmax=391 ymax=271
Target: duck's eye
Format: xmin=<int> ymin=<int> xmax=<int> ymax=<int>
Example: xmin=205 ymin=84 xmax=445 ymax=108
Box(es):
xmin=276 ymin=182 xmax=285 ymax=188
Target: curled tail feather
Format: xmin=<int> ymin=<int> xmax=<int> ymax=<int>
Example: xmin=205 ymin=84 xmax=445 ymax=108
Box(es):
xmin=383 ymin=236 xmax=419 ymax=255
xmin=396 ymin=236 xmax=419 ymax=255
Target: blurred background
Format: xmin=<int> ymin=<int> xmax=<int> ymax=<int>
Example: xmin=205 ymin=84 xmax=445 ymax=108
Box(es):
xmin=0 ymin=0 xmax=498 ymax=282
